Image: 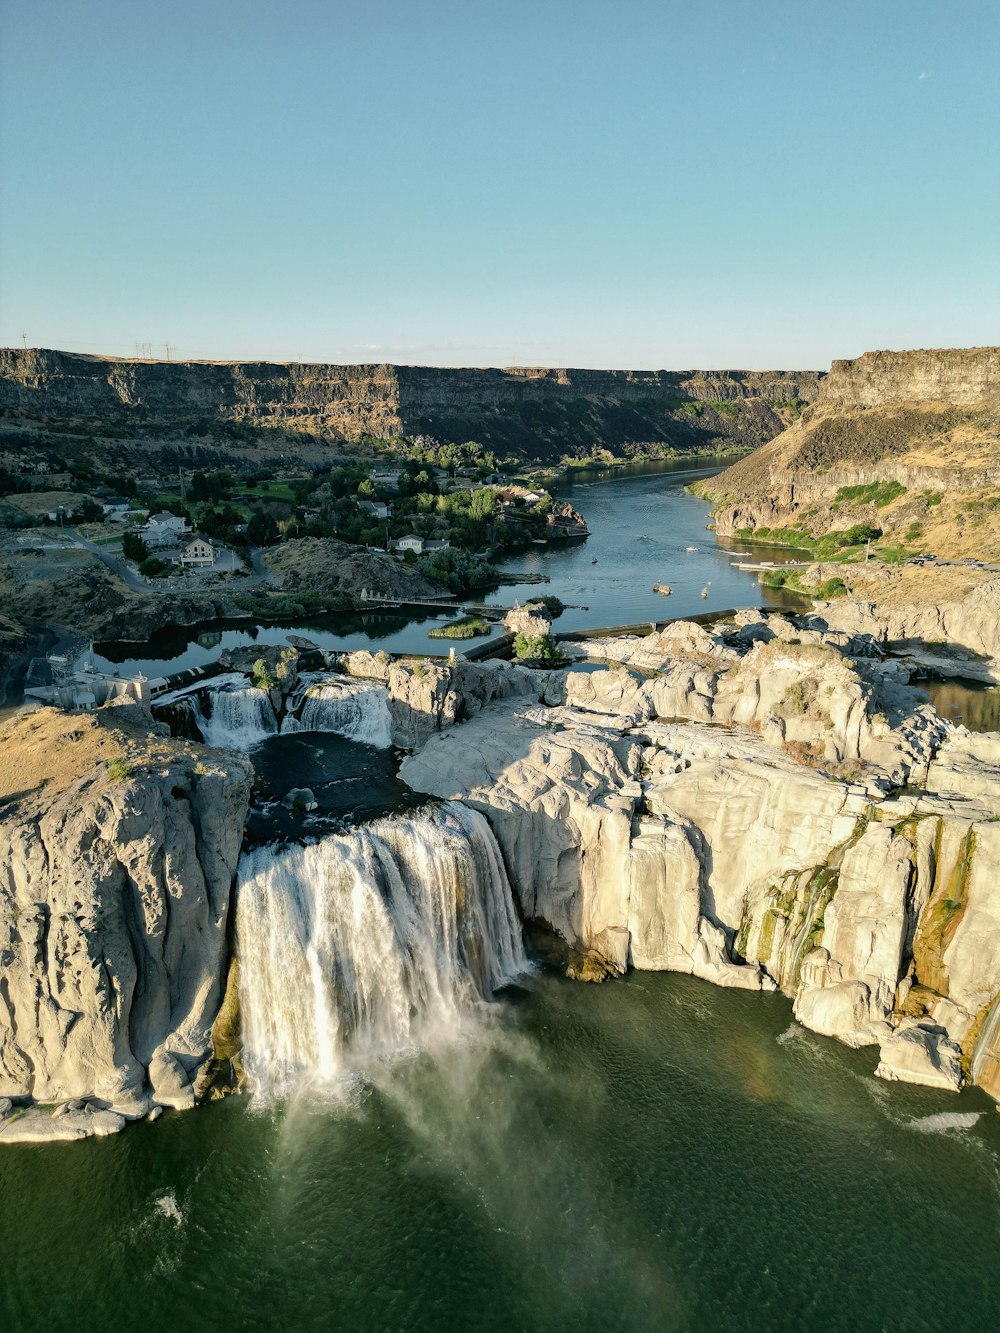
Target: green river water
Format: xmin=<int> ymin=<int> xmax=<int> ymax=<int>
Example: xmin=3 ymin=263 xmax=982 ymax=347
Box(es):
xmin=3 ymin=970 xmax=998 ymax=1332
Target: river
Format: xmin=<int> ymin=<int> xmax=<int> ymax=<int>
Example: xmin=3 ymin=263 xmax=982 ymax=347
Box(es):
xmin=2 ymin=970 xmax=999 ymax=1331
xmin=90 ymin=460 xmax=802 ymax=677
xmin=4 ymin=462 xmax=1000 ymax=1331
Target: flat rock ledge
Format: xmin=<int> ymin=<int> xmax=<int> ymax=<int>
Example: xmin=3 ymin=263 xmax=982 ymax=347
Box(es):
xmin=0 ymin=1105 xmax=127 ymax=1144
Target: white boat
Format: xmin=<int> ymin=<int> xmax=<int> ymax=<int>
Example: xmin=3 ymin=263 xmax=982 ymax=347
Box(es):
xmin=685 ymin=545 xmax=699 ymax=552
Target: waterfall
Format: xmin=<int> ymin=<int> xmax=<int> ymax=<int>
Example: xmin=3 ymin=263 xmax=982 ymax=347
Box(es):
xmin=197 ymin=684 xmax=278 ymax=749
xmin=236 ymin=802 xmax=526 ymax=1099
xmin=282 ymin=675 xmax=392 ymax=748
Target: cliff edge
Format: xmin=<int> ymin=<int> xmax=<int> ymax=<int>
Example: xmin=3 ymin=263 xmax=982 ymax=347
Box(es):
xmin=0 ymin=348 xmax=822 ymax=465
xmin=703 ymin=345 xmax=1000 ymax=563
xmin=0 ymin=705 xmax=251 ymax=1140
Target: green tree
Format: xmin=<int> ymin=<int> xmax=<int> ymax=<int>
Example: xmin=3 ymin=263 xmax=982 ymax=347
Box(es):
xmin=122 ymin=530 xmax=149 ymax=562
xmin=513 ymin=631 xmax=561 ymax=664
xmin=469 ymin=486 xmax=497 ymax=521
xmin=247 ymin=509 xmax=279 ymax=546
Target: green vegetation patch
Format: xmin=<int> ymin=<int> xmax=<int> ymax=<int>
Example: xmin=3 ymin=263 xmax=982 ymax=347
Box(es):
xmin=427 ymin=616 xmax=491 ymax=640
xmin=761 ymin=569 xmax=848 ymax=599
xmin=833 ymin=480 xmax=907 ymax=508
xmin=513 ymin=631 xmax=565 ymax=664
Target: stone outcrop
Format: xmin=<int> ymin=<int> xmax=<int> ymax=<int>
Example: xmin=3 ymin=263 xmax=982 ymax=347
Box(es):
xmin=0 ymin=707 xmax=252 ymax=1134
xmin=565 ymin=612 xmax=949 ymax=790
xmin=819 ymin=347 xmax=1000 ymax=410
xmin=401 ymin=616 xmax=1000 ymax=1103
xmin=702 ymin=345 xmax=1000 ymax=566
xmin=806 ymin=578 xmax=1000 ymax=683
xmin=369 ymin=654 xmax=561 ymax=749
xmin=264 ymin=537 xmax=442 ymax=601
xmin=0 ymin=348 xmax=822 ymax=462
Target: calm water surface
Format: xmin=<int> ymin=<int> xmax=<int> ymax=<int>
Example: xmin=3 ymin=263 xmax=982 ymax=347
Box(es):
xmin=2 ymin=972 xmax=998 ymax=1332
xmin=92 ymin=461 xmax=799 ymax=676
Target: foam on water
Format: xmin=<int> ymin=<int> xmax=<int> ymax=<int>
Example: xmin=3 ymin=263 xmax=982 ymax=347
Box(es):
xmin=908 ymin=1111 xmax=983 ymax=1135
xmin=281 ymin=674 xmax=392 ymax=747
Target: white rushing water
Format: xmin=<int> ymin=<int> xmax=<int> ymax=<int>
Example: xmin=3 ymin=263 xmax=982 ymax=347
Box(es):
xmin=282 ymin=675 xmax=392 ymax=747
xmin=236 ymin=802 xmax=527 ymax=1099
xmin=196 ymin=685 xmax=278 ymax=749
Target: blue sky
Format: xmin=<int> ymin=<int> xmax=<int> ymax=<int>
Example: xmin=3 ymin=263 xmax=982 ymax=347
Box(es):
xmin=1 ymin=0 xmax=997 ymax=368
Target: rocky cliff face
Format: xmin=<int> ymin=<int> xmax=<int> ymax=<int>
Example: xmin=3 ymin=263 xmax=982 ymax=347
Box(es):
xmin=343 ymin=652 xmax=559 ymax=749
xmin=818 ymin=347 xmax=1000 ymax=409
xmin=704 ymin=345 xmax=1000 ymax=564
xmin=401 ymin=614 xmax=1000 ymax=1102
xmin=0 ymin=707 xmax=251 ymax=1136
xmin=0 ymin=348 xmax=822 ymax=462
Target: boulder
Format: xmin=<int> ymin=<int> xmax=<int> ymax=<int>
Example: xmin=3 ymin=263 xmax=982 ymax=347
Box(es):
xmin=876 ymin=1020 xmax=964 ymax=1091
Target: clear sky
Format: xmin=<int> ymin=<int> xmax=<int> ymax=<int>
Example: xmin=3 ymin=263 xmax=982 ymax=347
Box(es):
xmin=1 ymin=0 xmax=997 ymax=369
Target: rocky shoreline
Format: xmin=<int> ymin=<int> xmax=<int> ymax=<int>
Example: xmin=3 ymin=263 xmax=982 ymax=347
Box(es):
xmin=2 ymin=599 xmax=999 ymax=1142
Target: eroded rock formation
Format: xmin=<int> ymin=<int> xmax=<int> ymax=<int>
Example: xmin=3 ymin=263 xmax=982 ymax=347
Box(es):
xmin=401 ymin=614 xmax=1000 ymax=1102
xmin=0 ymin=707 xmax=251 ymax=1140
xmin=0 ymin=348 xmax=821 ymax=462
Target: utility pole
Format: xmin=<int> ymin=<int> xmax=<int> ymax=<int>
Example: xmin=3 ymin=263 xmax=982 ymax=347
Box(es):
xmin=21 ymin=331 xmax=28 ymax=349
xmin=179 ymin=467 xmax=186 ymax=504
xmin=164 ymin=343 xmax=175 ymax=362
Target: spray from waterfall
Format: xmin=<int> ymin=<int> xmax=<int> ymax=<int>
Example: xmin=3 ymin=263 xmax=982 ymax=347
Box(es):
xmin=236 ymin=802 xmax=526 ymax=1099
xmin=196 ymin=685 xmax=278 ymax=749
xmin=282 ymin=675 xmax=392 ymax=748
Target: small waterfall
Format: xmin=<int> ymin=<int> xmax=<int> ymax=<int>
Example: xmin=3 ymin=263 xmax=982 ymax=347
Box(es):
xmin=197 ymin=684 xmax=278 ymax=749
xmin=236 ymin=802 xmax=526 ymax=1098
xmin=282 ymin=675 xmax=392 ymax=748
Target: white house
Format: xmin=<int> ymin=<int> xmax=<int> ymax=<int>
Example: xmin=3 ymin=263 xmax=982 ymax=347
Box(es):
xmin=144 ymin=511 xmax=190 ymax=547
xmin=358 ymin=499 xmax=391 ymax=520
xmin=393 ymin=534 xmax=450 ymax=555
xmin=177 ymin=533 xmax=215 ymax=568
xmin=394 ymin=534 xmax=426 ymax=554
xmin=102 ymin=499 xmax=131 ymax=521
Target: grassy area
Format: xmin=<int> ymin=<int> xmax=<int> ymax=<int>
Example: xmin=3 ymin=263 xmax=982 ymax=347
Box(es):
xmin=833 ymin=480 xmax=907 ymax=507
xmin=733 ymin=522 xmax=878 ymax=559
xmin=760 ymin=568 xmax=848 ymax=599
xmin=427 ymin=615 xmax=491 ymax=640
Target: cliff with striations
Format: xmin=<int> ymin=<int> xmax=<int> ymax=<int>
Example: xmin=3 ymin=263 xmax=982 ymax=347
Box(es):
xmin=0 ymin=348 xmax=822 ymax=462
xmin=703 ymin=345 xmax=1000 ymax=562
xmin=401 ymin=613 xmax=1000 ymax=1103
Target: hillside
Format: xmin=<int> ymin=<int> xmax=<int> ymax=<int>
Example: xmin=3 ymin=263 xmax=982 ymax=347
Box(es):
xmin=0 ymin=348 xmax=822 ymax=469
xmin=703 ymin=346 xmax=1000 ymax=562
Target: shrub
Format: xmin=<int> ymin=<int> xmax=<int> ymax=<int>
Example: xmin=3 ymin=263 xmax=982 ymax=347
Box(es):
xmin=526 ymin=595 xmax=565 ymax=617
xmin=783 ymin=682 xmax=807 ymax=715
xmin=513 ymin=631 xmax=562 ymax=664
xmin=251 ymin=658 xmax=276 ymax=690
xmin=108 ymin=756 xmax=132 ymax=781
xmin=834 ymin=481 xmax=906 ymax=508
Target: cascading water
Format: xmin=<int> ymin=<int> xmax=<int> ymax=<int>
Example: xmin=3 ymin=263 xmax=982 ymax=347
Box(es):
xmin=236 ymin=802 xmax=526 ymax=1099
xmin=281 ymin=675 xmax=392 ymax=748
xmin=196 ymin=685 xmax=278 ymax=749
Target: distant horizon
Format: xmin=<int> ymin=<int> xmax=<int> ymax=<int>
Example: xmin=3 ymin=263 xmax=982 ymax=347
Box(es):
xmin=4 ymin=341 xmax=999 ymax=375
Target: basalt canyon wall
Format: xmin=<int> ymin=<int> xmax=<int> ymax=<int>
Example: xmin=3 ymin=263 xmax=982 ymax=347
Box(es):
xmin=704 ymin=345 xmax=1000 ymax=561
xmin=0 ymin=348 xmax=822 ymax=461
